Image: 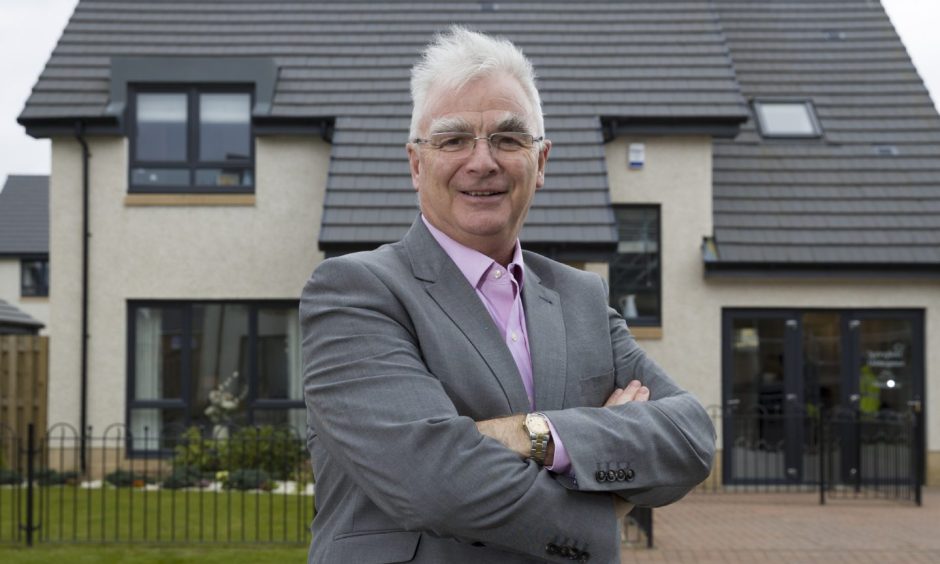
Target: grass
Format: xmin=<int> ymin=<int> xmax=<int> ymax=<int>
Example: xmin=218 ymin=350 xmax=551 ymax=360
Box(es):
xmin=0 ymin=545 xmax=309 ymax=563
xmin=0 ymin=485 xmax=315 ymax=545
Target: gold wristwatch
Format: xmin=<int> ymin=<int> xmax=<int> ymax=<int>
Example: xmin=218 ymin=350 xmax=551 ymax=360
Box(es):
xmin=523 ymin=412 xmax=551 ymax=465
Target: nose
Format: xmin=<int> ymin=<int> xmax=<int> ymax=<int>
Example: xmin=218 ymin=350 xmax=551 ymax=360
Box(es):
xmin=463 ymin=137 xmax=500 ymax=176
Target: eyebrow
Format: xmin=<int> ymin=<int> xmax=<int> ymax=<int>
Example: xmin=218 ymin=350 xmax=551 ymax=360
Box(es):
xmin=425 ymin=113 xmax=533 ymax=136
xmin=427 ymin=116 xmax=473 ymax=135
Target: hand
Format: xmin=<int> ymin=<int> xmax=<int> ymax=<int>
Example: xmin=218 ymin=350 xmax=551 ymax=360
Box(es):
xmin=603 ymin=379 xmax=650 ymax=407
xmin=612 ymin=495 xmax=635 ymax=519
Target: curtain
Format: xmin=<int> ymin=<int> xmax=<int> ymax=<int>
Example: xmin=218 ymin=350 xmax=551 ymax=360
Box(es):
xmin=132 ymin=307 xmax=163 ymax=450
xmin=287 ymin=308 xmax=305 ymax=435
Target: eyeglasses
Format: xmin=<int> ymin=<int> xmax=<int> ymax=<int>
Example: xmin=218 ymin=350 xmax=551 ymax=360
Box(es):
xmin=412 ymin=131 xmax=544 ymax=156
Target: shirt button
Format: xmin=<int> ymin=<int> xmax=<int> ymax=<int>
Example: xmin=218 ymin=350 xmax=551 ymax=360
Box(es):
xmin=511 ymin=331 xmax=518 ymax=342
xmin=494 ymin=269 xmax=503 ymax=279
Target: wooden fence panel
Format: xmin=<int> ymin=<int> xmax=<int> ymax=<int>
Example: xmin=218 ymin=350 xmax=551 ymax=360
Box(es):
xmin=0 ymin=335 xmax=48 ymax=466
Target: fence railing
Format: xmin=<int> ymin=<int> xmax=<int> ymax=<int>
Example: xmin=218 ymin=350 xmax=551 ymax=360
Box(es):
xmin=0 ymin=423 xmax=315 ymax=546
xmin=699 ymin=405 xmax=921 ymax=505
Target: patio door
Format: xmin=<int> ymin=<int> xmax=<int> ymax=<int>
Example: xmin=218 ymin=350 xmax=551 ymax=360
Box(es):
xmin=723 ymin=312 xmax=805 ymax=483
xmin=722 ymin=309 xmax=924 ymax=486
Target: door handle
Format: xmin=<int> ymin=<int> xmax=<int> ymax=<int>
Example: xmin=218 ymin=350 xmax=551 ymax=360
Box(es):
xmin=785 ymin=393 xmax=798 ymax=402
xmin=907 ymin=400 xmax=922 ymax=413
xmin=849 ymin=394 xmax=860 ymax=403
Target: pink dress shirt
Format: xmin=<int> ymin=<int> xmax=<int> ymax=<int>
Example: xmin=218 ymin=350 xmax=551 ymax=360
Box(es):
xmin=422 ymin=216 xmax=571 ymax=474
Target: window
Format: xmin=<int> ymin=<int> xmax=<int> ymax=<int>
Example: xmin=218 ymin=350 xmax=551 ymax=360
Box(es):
xmin=128 ymin=301 xmax=303 ymax=451
xmin=753 ymin=101 xmax=821 ymax=138
xmin=609 ymin=206 xmax=660 ymax=326
xmin=129 ymin=88 xmax=254 ymax=193
xmin=21 ymin=258 xmax=49 ymax=297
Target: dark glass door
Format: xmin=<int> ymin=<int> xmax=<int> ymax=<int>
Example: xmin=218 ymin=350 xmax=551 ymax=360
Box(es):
xmin=723 ymin=313 xmax=804 ymax=483
xmin=843 ymin=312 xmax=924 ymax=484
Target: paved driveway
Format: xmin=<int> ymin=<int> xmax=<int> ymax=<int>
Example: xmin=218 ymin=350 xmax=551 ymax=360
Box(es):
xmin=621 ymin=489 xmax=940 ymax=563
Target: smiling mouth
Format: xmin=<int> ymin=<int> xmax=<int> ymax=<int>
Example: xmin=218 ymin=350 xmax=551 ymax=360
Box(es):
xmin=462 ymin=190 xmax=505 ymax=197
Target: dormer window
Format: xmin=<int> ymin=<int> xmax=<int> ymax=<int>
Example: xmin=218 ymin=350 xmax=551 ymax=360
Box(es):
xmin=129 ymin=88 xmax=254 ymax=193
xmin=753 ymin=100 xmax=821 ymax=138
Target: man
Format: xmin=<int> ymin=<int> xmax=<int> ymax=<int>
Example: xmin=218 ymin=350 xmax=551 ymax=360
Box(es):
xmin=301 ymin=27 xmax=715 ymax=563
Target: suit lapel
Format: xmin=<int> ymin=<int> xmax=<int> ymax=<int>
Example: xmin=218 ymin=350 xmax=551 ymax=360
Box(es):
xmin=522 ymin=266 xmax=568 ymax=411
xmin=404 ymin=218 xmax=530 ymax=414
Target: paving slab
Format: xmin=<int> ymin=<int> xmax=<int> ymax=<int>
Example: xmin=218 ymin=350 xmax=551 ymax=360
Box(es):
xmin=621 ymin=488 xmax=940 ymax=563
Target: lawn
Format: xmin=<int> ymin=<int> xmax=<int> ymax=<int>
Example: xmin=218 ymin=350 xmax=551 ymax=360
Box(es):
xmin=0 ymin=545 xmax=308 ymax=563
xmin=0 ymin=485 xmax=315 ymax=545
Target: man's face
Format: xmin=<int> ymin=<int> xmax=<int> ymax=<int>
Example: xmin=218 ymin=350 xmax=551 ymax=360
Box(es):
xmin=407 ymin=72 xmax=551 ymax=263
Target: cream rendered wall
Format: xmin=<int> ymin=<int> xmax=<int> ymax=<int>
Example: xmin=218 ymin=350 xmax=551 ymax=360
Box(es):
xmin=0 ymin=259 xmax=50 ymax=333
xmin=604 ymin=136 xmax=939 ymax=461
xmin=47 ymin=136 xmax=330 ymax=429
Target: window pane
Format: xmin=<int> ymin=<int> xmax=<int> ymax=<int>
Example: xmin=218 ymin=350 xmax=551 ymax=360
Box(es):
xmin=755 ymin=102 xmax=818 ymax=136
xmin=21 ymin=259 xmax=49 ymax=297
xmin=134 ymin=306 xmax=184 ymax=400
xmin=609 ymin=207 xmax=660 ymax=322
xmin=136 ymin=93 xmax=187 ymax=161
xmin=130 ymin=408 xmax=186 ymax=451
xmin=257 ymin=308 xmax=302 ymax=400
xmin=131 ymin=168 xmax=190 ymax=186
xmin=191 ymin=304 xmax=250 ymax=429
xmin=200 ymin=93 xmax=251 ymax=162
xmin=195 ymin=168 xmax=253 ymax=187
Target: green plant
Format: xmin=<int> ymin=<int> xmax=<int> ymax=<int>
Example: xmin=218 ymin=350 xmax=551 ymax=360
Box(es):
xmin=172 ymin=427 xmax=223 ymax=473
xmin=35 ymin=469 xmax=80 ymax=485
xmin=222 ymin=426 xmax=307 ymax=480
xmin=161 ymin=465 xmax=207 ymax=490
xmin=224 ymin=468 xmax=273 ymax=491
xmin=104 ymin=469 xmax=151 ymax=487
xmin=0 ymin=468 xmax=22 ymax=485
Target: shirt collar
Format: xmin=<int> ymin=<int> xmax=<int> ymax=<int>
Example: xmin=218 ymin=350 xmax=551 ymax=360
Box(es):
xmin=421 ymin=215 xmax=525 ymax=289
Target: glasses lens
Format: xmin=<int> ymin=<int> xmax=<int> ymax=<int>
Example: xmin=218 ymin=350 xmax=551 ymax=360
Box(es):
xmin=491 ymin=132 xmax=533 ymax=152
xmin=430 ymin=133 xmax=473 ymax=152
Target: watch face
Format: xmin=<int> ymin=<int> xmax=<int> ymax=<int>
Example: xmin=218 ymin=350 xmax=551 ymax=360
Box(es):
xmin=526 ymin=414 xmax=550 ymax=435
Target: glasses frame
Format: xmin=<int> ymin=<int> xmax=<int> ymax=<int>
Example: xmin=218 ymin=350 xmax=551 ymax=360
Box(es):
xmin=412 ymin=131 xmax=545 ymax=156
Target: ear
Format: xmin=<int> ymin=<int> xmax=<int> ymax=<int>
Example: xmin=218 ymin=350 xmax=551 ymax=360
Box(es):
xmin=407 ymin=143 xmax=421 ymax=191
xmin=535 ymin=139 xmax=552 ymax=190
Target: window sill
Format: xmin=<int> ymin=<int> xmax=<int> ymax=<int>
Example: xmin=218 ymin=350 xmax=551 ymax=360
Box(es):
xmin=20 ymin=295 xmax=49 ymax=301
xmin=629 ymin=326 xmax=663 ymax=340
xmin=125 ymin=194 xmax=255 ymax=207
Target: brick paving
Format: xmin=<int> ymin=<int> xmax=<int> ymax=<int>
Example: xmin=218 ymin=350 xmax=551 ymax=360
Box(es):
xmin=620 ymin=488 xmax=940 ymax=563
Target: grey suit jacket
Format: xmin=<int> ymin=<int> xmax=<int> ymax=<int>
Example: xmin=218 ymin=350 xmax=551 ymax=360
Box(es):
xmin=301 ymin=218 xmax=715 ymax=563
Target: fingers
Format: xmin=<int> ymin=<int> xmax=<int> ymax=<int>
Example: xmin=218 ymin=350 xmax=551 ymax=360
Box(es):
xmin=604 ymin=380 xmax=650 ymax=407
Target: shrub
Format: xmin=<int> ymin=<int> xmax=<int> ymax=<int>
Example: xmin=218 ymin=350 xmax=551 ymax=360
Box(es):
xmin=0 ymin=468 xmax=22 ymax=485
xmin=36 ymin=469 xmax=80 ymax=485
xmin=105 ymin=469 xmax=151 ymax=487
xmin=224 ymin=468 xmax=273 ymax=491
xmin=172 ymin=427 xmax=223 ymax=473
xmin=161 ymin=465 xmax=205 ymax=490
xmin=222 ymin=426 xmax=307 ymax=480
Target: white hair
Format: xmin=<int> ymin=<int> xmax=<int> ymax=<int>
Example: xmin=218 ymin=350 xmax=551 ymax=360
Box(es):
xmin=409 ymin=26 xmax=545 ymax=139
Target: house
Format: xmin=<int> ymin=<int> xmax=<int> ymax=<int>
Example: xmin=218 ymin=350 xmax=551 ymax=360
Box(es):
xmin=17 ymin=0 xmax=939 ymax=486
xmin=0 ymin=175 xmax=49 ymax=334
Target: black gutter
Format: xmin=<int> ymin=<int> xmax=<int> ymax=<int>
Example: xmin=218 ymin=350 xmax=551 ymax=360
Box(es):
xmin=75 ymin=122 xmax=90 ymax=473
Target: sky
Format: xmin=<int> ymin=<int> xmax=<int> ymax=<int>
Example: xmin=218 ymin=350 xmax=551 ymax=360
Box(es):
xmin=1 ymin=0 xmax=938 ymax=186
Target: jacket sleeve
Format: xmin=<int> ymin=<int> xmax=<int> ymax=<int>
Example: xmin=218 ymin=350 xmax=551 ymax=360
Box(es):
xmin=539 ymin=274 xmax=716 ymax=507
xmin=302 ymin=256 xmax=621 ymax=562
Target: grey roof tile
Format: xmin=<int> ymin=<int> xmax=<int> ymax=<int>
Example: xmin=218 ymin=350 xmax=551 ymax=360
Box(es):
xmin=0 ymin=299 xmax=44 ymax=331
xmin=21 ymin=1 xmax=750 ymax=250
xmin=0 ymin=175 xmax=49 ymax=255
xmin=711 ymin=0 xmax=940 ymax=266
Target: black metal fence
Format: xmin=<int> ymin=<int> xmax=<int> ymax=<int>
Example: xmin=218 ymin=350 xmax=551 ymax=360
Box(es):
xmin=0 ymin=423 xmax=315 ymax=546
xmin=699 ymin=405 xmax=922 ymax=505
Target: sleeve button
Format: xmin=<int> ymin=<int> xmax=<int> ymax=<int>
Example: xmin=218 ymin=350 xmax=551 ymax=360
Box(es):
xmin=595 ymin=470 xmax=607 ymax=482
xmin=616 ymin=469 xmax=627 ymax=481
xmin=625 ymin=468 xmax=635 ymax=481
xmin=606 ymin=470 xmax=617 ymax=482
xmin=545 ymin=543 xmax=559 ymax=555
